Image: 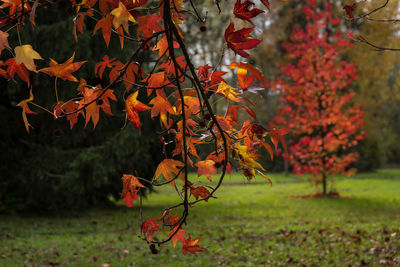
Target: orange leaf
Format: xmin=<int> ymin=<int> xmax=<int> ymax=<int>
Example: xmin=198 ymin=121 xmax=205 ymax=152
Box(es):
xmin=145 ymin=72 xmax=172 ymax=96
xmin=269 ymin=127 xmax=290 ymax=154
xmin=168 ymin=226 xmax=187 ymax=248
xmin=228 ymin=61 xmax=265 ymax=90
xmin=137 ymin=13 xmax=163 ymax=40
xmin=94 ymin=55 xmax=115 ymax=79
xmin=196 ymin=160 xmax=217 ymax=181
xmin=181 ymin=236 xmax=206 ymax=255
xmin=53 ymin=101 xmax=82 ymax=129
xmin=227 ymin=105 xmax=257 ymax=122
xmin=110 ymin=2 xmax=136 ymax=33
xmin=40 ymin=53 xmax=86 ymax=82
xmin=165 ymin=215 xmax=180 ymax=226
xmin=5 ymin=58 xmax=29 ymax=84
xmin=0 ymin=30 xmax=11 ymax=54
xmin=190 ymin=185 xmax=210 ymax=201
xmin=154 ymin=159 xmax=184 ymax=187
xmin=78 ymin=82 xmax=116 ymax=128
xmin=17 ymin=89 xmax=35 ymax=133
xmin=149 ymin=90 xmax=175 ymax=127
xmin=125 ymin=90 xmax=151 ymax=130
xmin=93 ymin=13 xmax=113 ymax=46
xmin=121 ymin=174 xmax=146 ymax=207
xmin=152 ymin=36 xmax=179 ymax=58
xmin=260 ymin=140 xmax=274 ymax=160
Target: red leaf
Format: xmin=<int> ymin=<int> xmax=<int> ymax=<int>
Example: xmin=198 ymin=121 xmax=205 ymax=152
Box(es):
xmin=233 ymin=0 xmax=264 ymax=24
xmin=141 ymin=218 xmax=161 ymax=242
xmin=343 ymin=3 xmax=356 ymax=19
xmin=224 ymin=21 xmax=261 ymax=58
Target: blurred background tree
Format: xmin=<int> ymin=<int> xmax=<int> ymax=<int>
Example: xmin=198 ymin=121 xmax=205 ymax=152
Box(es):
xmin=253 ymin=0 xmax=400 ymax=171
xmin=345 ymin=0 xmax=400 ymax=168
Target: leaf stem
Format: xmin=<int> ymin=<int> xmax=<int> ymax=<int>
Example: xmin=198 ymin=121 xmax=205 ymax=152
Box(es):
xmin=30 ymin=102 xmax=54 ymax=116
xmin=54 ymin=77 xmax=59 ymax=104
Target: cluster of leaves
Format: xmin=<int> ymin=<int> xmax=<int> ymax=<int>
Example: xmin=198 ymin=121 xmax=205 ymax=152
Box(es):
xmin=273 ymin=0 xmax=365 ymax=193
xmin=0 ymin=0 xmax=289 ymax=254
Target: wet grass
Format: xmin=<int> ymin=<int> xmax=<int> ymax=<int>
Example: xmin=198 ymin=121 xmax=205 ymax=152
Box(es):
xmin=1 ymin=169 xmax=399 ymax=266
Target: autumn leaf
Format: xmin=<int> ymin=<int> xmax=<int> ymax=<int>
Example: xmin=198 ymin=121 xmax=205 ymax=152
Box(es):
xmin=40 ymin=53 xmax=86 ymax=81
xmin=196 ymin=160 xmax=217 ymax=181
xmin=78 ymin=83 xmax=116 ymax=128
xmin=137 ymin=13 xmax=163 ymax=40
xmin=228 ymin=61 xmax=265 ymax=90
xmin=93 ymin=14 xmax=113 ymax=46
xmin=181 ymin=236 xmax=206 ymax=255
xmin=233 ymin=0 xmax=264 ymax=24
xmin=141 ymin=218 xmax=161 ymax=242
xmin=0 ymin=30 xmax=11 ymax=54
xmin=0 ymin=61 xmax=8 ymax=79
xmin=5 ymin=58 xmax=29 ymax=84
xmin=198 ymin=64 xmax=213 ymax=81
xmin=144 ymin=72 xmax=172 ymax=96
xmin=165 ymin=215 xmax=180 ymax=226
xmin=110 ymin=2 xmax=136 ymax=33
xmin=94 ymin=55 xmax=115 ymax=79
xmin=268 ymin=127 xmax=290 ymax=154
xmin=227 ymin=105 xmax=257 ymax=122
xmin=149 ymin=90 xmax=175 ymax=127
xmin=154 ymin=159 xmax=184 ymax=186
xmin=123 ymin=61 xmax=143 ymax=90
xmin=14 ymin=44 xmax=43 ymax=72
xmin=190 ymin=185 xmax=210 ymax=201
xmin=224 ymin=21 xmax=261 ymax=58
xmin=260 ymin=140 xmax=274 ymax=160
xmin=152 ymin=36 xmax=179 ymax=58
xmin=343 ymin=3 xmax=356 ymax=19
xmin=172 ymin=126 xmax=201 ymax=159
xmin=121 ymin=174 xmax=145 ymax=207
xmin=260 ymin=0 xmax=270 ymax=10
xmin=125 ymin=90 xmax=151 ymax=130
xmin=53 ymin=101 xmax=82 ymax=129
xmin=158 ymin=55 xmax=186 ymax=79
xmin=216 ymin=81 xmax=241 ymax=102
xmin=168 ymin=226 xmax=187 ymax=247
xmin=17 ymin=89 xmax=35 ymax=133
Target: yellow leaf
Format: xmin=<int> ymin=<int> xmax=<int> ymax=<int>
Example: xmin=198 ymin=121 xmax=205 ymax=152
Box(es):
xmin=14 ymin=45 xmax=43 ymax=72
xmin=216 ymin=81 xmax=241 ymax=102
xmin=110 ymin=2 xmax=136 ymax=34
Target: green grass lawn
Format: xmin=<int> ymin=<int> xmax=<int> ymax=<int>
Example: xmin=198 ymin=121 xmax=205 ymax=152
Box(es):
xmin=1 ymin=169 xmax=400 ymax=266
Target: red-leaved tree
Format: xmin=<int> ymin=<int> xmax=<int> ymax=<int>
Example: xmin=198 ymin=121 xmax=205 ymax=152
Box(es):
xmin=273 ymin=0 xmax=365 ymax=195
xmin=0 ymin=0 xmax=289 ymax=254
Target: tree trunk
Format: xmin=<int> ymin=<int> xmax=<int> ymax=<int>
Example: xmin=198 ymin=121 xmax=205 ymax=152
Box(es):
xmin=322 ymin=172 xmax=327 ymax=195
